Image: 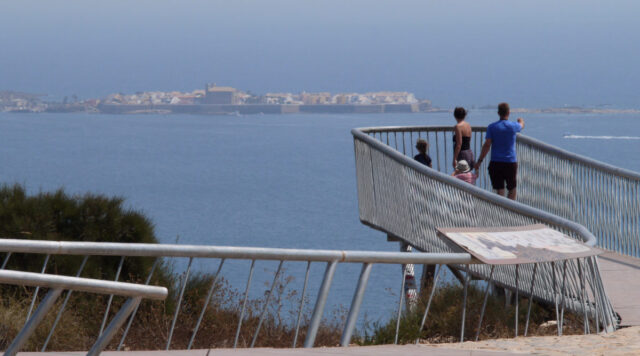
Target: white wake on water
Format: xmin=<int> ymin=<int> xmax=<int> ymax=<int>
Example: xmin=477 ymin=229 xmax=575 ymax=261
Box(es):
xmin=563 ymin=134 xmax=640 ymax=140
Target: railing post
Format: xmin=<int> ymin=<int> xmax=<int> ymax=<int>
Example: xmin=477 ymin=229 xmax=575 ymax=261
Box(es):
xmin=42 ymin=255 xmax=89 ymax=351
xmin=99 ymin=255 xmax=125 ymax=336
xmin=304 ymin=260 xmax=338 ymax=348
xmin=88 ymin=297 xmax=141 ymax=356
xmin=166 ymin=256 xmax=193 ymax=350
xmin=340 ymin=262 xmax=373 ymax=346
xmin=6 ymin=288 xmax=63 ymax=356
xmin=25 ymin=254 xmax=50 ymax=323
xmin=292 ymin=261 xmax=311 ymax=348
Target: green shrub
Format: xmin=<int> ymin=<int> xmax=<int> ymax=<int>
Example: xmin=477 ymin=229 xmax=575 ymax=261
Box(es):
xmin=0 ymin=184 xmax=169 ymax=285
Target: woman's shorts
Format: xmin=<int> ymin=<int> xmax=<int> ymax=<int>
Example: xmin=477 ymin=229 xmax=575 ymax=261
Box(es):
xmin=457 ymin=149 xmax=475 ymax=169
xmin=488 ymin=161 xmax=518 ymax=190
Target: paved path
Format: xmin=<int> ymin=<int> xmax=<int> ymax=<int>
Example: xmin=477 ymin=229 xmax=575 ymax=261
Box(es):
xmin=433 ymin=326 xmax=640 ymax=356
xmin=16 ymin=346 xmax=520 ymax=356
xmin=598 ymin=251 xmax=640 ymax=326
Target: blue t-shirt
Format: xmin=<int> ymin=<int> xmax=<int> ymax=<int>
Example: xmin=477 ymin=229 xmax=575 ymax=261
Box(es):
xmin=486 ymin=119 xmax=522 ymax=163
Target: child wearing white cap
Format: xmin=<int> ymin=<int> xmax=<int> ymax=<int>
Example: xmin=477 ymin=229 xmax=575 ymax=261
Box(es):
xmin=452 ymin=160 xmax=478 ymax=185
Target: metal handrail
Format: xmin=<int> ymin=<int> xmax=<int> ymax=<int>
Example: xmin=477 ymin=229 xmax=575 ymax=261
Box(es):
xmin=0 ymin=238 xmax=472 ymax=263
xmin=355 ymin=125 xmax=640 ymax=258
xmin=0 ymin=269 xmax=167 ymax=299
xmin=352 ymin=127 xmax=597 ymax=246
xmin=351 ymin=125 xmax=620 ymax=333
xmin=360 ymin=125 xmax=640 ymax=180
xmin=0 ymin=269 xmax=167 ymax=356
xmin=0 ymin=239 xmax=473 ymax=350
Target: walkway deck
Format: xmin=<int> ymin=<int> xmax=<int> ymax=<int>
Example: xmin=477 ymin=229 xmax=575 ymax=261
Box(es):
xmin=15 ymin=346 xmax=520 ymax=356
xmin=599 ymin=252 xmax=640 ymax=326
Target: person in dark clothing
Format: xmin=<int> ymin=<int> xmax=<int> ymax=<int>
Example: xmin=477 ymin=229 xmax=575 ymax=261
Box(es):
xmin=414 ymin=139 xmax=432 ymax=167
xmin=452 ymin=107 xmax=475 ymax=170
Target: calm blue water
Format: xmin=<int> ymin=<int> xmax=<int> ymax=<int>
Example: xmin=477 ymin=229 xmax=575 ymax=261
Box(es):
xmin=0 ymin=111 xmax=638 ymax=325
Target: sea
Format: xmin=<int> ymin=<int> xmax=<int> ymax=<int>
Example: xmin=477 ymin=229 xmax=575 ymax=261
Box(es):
xmin=0 ymin=111 xmax=638 ymax=326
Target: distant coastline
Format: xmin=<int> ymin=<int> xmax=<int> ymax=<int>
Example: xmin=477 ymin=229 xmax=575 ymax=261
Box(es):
xmin=2 ymin=89 xmax=639 ymax=116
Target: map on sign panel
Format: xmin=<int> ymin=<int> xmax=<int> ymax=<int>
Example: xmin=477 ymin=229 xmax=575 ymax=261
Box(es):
xmin=436 ymin=224 xmax=601 ymax=265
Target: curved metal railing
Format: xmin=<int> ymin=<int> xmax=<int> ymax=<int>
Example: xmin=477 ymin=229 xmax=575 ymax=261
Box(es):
xmin=0 ymin=269 xmax=167 ymax=356
xmin=352 ymin=125 xmax=619 ymax=331
xmin=356 ymin=125 xmax=640 ymax=258
xmin=0 ymin=239 xmax=472 ymax=350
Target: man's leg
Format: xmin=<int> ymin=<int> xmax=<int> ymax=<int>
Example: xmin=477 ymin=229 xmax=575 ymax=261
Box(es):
xmin=506 ymin=163 xmax=518 ymax=200
xmin=495 ymin=189 xmax=505 ymax=196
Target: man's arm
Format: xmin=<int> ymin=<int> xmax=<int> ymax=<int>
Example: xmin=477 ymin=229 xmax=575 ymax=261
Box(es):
xmin=517 ymin=117 xmax=525 ymax=130
xmin=475 ymin=139 xmax=492 ymax=172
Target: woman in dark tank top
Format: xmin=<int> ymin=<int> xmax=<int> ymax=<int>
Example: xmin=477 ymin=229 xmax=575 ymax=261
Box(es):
xmin=452 ymin=107 xmax=475 ymax=170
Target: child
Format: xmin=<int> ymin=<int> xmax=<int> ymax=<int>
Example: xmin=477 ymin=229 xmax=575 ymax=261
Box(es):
xmin=452 ymin=160 xmax=477 ymax=185
xmin=414 ymin=139 xmax=432 ymax=168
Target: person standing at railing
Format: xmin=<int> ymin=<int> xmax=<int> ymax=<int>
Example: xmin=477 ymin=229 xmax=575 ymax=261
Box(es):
xmin=414 ymin=138 xmax=432 ymax=168
xmin=475 ymin=102 xmax=525 ymax=200
xmin=452 ymin=107 xmax=475 ymax=170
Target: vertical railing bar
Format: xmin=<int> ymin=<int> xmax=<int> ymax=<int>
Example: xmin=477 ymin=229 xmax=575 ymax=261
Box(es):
xmin=435 ymin=131 xmax=440 ymax=172
xmin=293 ymin=261 xmax=311 ymax=348
xmin=1 ymin=252 xmax=12 ymax=269
xmin=118 ymin=258 xmax=160 ymax=351
xmin=235 ymin=259 xmax=256 ymax=348
xmin=251 ymin=260 xmax=285 ymax=348
xmin=415 ymin=264 xmax=442 ymax=344
xmin=475 ymin=265 xmax=495 ymax=341
xmin=524 ymin=263 xmax=538 ymax=336
xmin=187 ymin=258 xmax=226 ymax=350
xmin=98 ymin=255 xmax=125 ymax=336
xmin=42 ymin=255 xmax=89 ymax=351
xmin=88 ymin=297 xmax=142 ymax=356
xmin=402 ymin=132 xmax=406 ymax=155
xmin=5 ymin=288 xmax=63 ymax=356
xmin=166 ymin=256 xmax=193 ymax=350
xmin=410 ymin=131 xmax=414 ymax=156
xmin=552 ymin=261 xmax=560 ymax=336
xmin=394 ymin=264 xmax=408 ymax=345
xmin=304 ymin=260 xmax=338 ymax=348
xmin=578 ymin=258 xmax=588 ymax=334
xmin=559 ymin=260 xmax=568 ymax=335
xmin=514 ymin=264 xmax=519 ymax=337
xmin=460 ymin=265 xmax=470 ymax=343
xmin=587 ymin=258 xmax=600 ymax=334
xmin=340 ymin=262 xmax=373 ymax=347
xmin=444 ymin=131 xmax=449 ymax=175
xmin=25 ymin=254 xmax=51 ymax=323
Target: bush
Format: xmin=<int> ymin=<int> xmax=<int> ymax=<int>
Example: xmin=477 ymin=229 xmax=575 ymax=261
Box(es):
xmin=0 ymin=184 xmax=169 ymax=284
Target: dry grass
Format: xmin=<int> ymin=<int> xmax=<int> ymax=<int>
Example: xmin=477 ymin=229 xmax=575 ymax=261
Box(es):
xmin=359 ymin=282 xmax=592 ymax=345
xmin=0 ymin=277 xmax=591 ymax=351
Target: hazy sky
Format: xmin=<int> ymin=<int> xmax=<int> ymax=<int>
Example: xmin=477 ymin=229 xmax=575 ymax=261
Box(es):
xmin=2 ymin=0 xmax=639 ymax=107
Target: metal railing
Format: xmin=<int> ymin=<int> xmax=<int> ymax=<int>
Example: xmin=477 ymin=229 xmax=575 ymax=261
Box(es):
xmin=0 ymin=268 xmax=167 ymax=356
xmin=352 ymin=126 xmax=619 ymax=332
xmin=0 ymin=238 xmax=472 ymax=350
xmin=355 ymin=125 xmax=640 ymax=258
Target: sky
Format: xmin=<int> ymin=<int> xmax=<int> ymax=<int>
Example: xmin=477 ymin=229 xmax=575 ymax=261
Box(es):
xmin=1 ymin=0 xmax=639 ymax=107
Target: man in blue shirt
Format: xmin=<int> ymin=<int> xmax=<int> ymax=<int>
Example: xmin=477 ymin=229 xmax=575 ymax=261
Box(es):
xmin=475 ymin=103 xmax=525 ymax=200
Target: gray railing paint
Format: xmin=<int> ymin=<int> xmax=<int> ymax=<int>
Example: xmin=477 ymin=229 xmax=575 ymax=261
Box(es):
xmin=352 ymin=125 xmax=619 ymax=332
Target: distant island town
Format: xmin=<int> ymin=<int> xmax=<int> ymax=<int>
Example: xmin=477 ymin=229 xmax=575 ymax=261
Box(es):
xmin=0 ymin=85 xmax=434 ymax=115
xmin=2 ymin=86 xmax=639 ymax=115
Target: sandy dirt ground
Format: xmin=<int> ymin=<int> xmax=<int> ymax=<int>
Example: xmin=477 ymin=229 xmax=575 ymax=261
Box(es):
xmin=431 ymin=326 xmax=640 ymax=355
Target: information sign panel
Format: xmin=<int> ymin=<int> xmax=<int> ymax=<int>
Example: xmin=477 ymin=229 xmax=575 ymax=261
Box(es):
xmin=437 ymin=224 xmax=601 ymax=265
